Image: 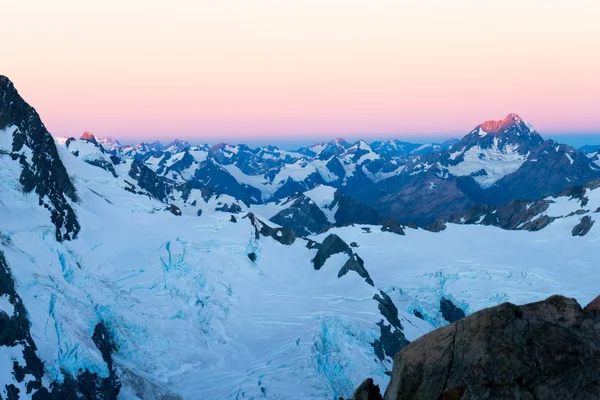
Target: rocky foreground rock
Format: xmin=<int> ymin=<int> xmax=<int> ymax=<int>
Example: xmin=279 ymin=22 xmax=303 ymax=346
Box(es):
xmin=345 ymin=294 xmax=600 ymax=400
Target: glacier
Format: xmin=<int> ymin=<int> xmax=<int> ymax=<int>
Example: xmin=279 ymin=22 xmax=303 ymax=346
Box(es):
xmin=1 ymin=129 xmax=599 ymax=399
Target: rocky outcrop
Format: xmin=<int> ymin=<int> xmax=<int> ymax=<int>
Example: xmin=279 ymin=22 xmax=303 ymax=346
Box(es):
xmin=338 ymin=254 xmax=374 ymax=286
xmin=445 ymin=198 xmax=552 ymax=230
xmin=423 ymin=219 xmax=446 ymax=232
xmin=439 ymin=297 xmax=465 ymax=323
xmin=269 ymin=190 xmax=381 ymax=237
xmin=0 ymin=76 xmax=80 ymax=242
xmin=372 ymin=291 xmax=410 ymax=362
xmin=380 ymin=219 xmax=405 ymax=235
xmin=215 ymin=203 xmax=243 ymax=214
xmin=340 ymin=378 xmax=383 ymax=400
xmin=86 ymin=158 xmax=118 ymax=177
xmin=312 ymin=234 xmax=352 ymax=270
xmin=0 ymin=250 xmax=121 ymax=399
xmin=0 ymin=250 xmax=46 ymax=397
xmin=381 ymin=295 xmax=600 ymax=400
xmin=245 ymin=213 xmax=296 ymax=245
xmin=80 ymin=131 xmax=99 ymax=144
xmin=445 ymin=179 xmax=600 ymax=234
xmin=193 ymin=159 xmax=263 ymax=205
xmin=572 ymin=215 xmax=594 ymax=236
xmin=332 ymin=190 xmax=382 ymax=226
xmin=165 ymin=204 xmax=182 ymax=216
xmin=128 ymin=159 xmax=174 ymax=202
xmin=270 ymin=194 xmax=330 ymax=236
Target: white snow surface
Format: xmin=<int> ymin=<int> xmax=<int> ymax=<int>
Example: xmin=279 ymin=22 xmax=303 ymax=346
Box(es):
xmin=304 ymin=185 xmax=339 ymax=223
xmin=0 ymin=144 xmax=599 ymax=399
xmin=446 ymin=142 xmax=528 ymax=188
xmin=0 ymin=294 xmax=14 ymax=317
xmin=0 ymin=125 xmax=18 ymax=152
xmin=222 ymin=160 xmax=320 ymax=201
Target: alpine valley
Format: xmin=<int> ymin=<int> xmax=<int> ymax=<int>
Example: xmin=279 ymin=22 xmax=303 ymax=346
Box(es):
xmin=1 ymin=75 xmax=599 ymax=399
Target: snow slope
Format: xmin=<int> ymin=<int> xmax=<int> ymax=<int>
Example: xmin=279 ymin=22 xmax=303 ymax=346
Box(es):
xmin=304 ymin=185 xmax=339 ymax=223
xmin=446 ymin=142 xmax=528 ymax=188
xmin=2 ymin=142 xmax=599 ymax=399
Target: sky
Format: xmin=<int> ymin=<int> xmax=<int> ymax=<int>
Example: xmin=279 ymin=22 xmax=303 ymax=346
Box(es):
xmin=1 ymin=1 xmax=600 ymax=144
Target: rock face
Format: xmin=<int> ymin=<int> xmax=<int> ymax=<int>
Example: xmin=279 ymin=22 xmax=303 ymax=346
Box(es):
xmin=372 ymin=114 xmax=600 ymax=225
xmin=312 ymin=234 xmax=352 ymax=270
xmin=380 ymin=219 xmax=405 ymax=235
xmin=439 ymin=297 xmax=465 ymax=323
xmin=573 ymin=215 xmax=594 ymax=236
xmin=382 ymin=295 xmax=600 ymax=400
xmin=372 ymin=291 xmax=410 ymax=362
xmin=341 ymin=378 xmax=383 ymax=400
xmin=245 ymin=212 xmax=296 ymax=245
xmin=0 ymin=76 xmax=80 ymax=242
xmin=270 ymin=194 xmax=330 ymax=236
xmin=0 ymin=251 xmax=121 ymax=399
xmin=215 ymin=203 xmax=243 ymax=214
xmin=332 ymin=190 xmax=383 ymax=226
xmin=269 ymin=190 xmax=381 ymax=237
xmin=80 ymin=131 xmax=99 ymax=144
xmin=443 ymin=178 xmax=600 ymax=235
xmin=338 ymin=253 xmax=374 ymax=286
xmin=128 ymin=159 xmax=174 ymax=202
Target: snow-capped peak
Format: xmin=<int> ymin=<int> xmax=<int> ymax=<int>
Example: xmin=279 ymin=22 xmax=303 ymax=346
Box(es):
xmin=479 ymin=113 xmax=532 ymax=135
xmin=80 ymin=131 xmax=98 ymax=144
xmin=165 ymin=139 xmax=191 ymax=152
xmin=97 ymin=136 xmax=121 ymax=147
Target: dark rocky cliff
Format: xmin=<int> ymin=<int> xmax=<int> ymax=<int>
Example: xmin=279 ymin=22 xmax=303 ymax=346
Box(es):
xmin=0 ymin=76 xmax=80 ymax=242
xmin=345 ymin=294 xmax=600 ymax=400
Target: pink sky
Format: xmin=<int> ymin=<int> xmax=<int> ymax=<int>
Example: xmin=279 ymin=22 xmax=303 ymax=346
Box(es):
xmin=2 ymin=1 xmax=600 ymax=141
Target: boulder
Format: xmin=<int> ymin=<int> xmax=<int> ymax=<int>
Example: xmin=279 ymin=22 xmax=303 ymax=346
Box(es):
xmin=381 ymin=219 xmax=405 ymax=235
xmin=339 ymin=378 xmax=382 ymax=400
xmin=383 ymin=295 xmax=600 ymax=400
xmin=572 ymin=215 xmax=594 ymax=236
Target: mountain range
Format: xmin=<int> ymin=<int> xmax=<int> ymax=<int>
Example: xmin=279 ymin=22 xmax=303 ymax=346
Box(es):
xmin=68 ymin=111 xmax=600 ymax=228
xmin=1 ymin=74 xmax=599 ymax=399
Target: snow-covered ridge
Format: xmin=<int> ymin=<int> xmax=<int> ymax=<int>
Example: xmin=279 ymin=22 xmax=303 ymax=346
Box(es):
xmin=52 ymin=113 xmax=599 ymax=221
xmin=2 ymin=74 xmax=600 ymax=399
xmin=2 ymin=142 xmax=598 ymax=398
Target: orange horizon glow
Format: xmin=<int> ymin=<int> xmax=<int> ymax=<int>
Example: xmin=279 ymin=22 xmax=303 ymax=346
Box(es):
xmin=2 ymin=1 xmax=600 ymax=140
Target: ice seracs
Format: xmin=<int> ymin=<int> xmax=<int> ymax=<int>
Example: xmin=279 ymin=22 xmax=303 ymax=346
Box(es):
xmin=2 ymin=75 xmax=600 ymax=399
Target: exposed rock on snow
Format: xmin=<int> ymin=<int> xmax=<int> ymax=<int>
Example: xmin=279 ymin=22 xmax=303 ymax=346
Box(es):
xmin=338 ymin=254 xmax=374 ymax=286
xmin=341 ymin=378 xmax=382 ymax=400
xmin=423 ymin=219 xmax=446 ymax=233
xmin=0 ymin=251 xmax=121 ymax=399
xmin=382 ymin=295 xmax=600 ymax=400
xmin=572 ymin=215 xmax=594 ymax=236
xmin=372 ymin=290 xmax=410 ymax=363
xmin=128 ymin=159 xmax=174 ymax=202
xmin=312 ymin=234 xmax=352 ymax=270
xmin=445 ymin=178 xmax=600 ymax=235
xmin=165 ymin=204 xmax=182 ymax=216
xmin=380 ymin=219 xmax=405 ymax=235
xmin=245 ymin=212 xmax=296 ymax=245
xmin=439 ymin=297 xmax=465 ymax=323
xmin=0 ymin=76 xmax=80 ymax=241
xmin=215 ymin=202 xmax=243 ymax=214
